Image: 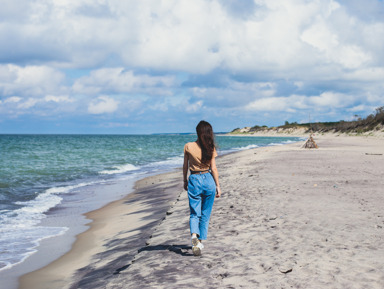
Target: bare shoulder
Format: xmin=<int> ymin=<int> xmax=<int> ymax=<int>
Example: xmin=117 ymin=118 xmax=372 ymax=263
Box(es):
xmin=184 ymin=142 xmax=194 ymax=151
xmin=185 ymin=141 xmax=198 ymax=148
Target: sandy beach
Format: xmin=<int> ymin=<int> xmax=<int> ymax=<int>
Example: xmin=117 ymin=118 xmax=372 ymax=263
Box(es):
xmin=19 ymin=135 xmax=384 ymax=289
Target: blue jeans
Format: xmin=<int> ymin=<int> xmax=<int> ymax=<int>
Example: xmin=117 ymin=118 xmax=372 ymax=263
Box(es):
xmin=187 ymin=172 xmax=216 ymax=240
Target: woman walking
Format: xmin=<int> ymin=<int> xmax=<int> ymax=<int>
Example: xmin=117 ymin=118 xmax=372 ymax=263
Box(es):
xmin=183 ymin=120 xmax=222 ymax=256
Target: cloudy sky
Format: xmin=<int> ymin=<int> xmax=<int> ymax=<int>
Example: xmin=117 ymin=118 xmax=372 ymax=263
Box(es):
xmin=1 ymin=0 xmax=383 ymax=134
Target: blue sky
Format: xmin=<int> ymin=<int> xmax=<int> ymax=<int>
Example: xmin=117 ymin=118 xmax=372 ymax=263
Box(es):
xmin=0 ymin=0 xmax=383 ymax=134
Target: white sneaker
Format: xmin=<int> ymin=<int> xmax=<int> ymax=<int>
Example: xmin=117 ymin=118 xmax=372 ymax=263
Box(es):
xmin=192 ymin=240 xmax=204 ymax=256
xmin=191 ymin=236 xmax=199 ymax=247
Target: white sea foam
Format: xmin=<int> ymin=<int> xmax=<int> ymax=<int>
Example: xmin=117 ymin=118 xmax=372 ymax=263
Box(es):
xmin=232 ymin=144 xmax=260 ymax=151
xmin=44 ymin=182 xmax=93 ymax=194
xmin=0 ymin=225 xmax=68 ymax=272
xmin=0 ymin=182 xmax=96 ymax=272
xmin=99 ymin=164 xmax=139 ymax=175
xmin=0 ymin=166 xmax=145 ymax=272
xmin=143 ymin=156 xmax=184 ymax=172
xmin=269 ymin=139 xmax=300 ymax=146
xmin=281 ymin=139 xmax=303 ymax=144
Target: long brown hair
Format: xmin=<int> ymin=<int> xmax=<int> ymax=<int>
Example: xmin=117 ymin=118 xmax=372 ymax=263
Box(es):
xmin=196 ymin=120 xmax=215 ymax=164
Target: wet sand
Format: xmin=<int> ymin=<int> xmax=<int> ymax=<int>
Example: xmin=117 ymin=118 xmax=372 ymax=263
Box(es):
xmin=19 ymin=135 xmax=384 ymax=288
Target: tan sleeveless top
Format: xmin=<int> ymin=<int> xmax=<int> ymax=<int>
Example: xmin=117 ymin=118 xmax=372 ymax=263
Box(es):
xmin=184 ymin=141 xmax=217 ymax=172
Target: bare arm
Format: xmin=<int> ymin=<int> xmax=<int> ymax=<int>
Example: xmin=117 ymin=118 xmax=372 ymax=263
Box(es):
xmin=183 ymin=152 xmax=189 ymax=191
xmin=210 ymin=157 xmax=222 ymax=198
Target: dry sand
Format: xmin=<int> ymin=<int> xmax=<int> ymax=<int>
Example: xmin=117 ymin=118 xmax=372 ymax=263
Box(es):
xmin=19 ymin=135 xmax=384 ymax=289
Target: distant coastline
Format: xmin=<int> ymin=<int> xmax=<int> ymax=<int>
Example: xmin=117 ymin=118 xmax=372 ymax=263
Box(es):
xmin=228 ymin=126 xmax=384 ymax=138
xmin=229 ymin=106 xmax=384 ymax=138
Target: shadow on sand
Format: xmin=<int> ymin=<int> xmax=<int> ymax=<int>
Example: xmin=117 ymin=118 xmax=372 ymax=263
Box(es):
xmin=113 ymin=244 xmax=192 ymax=275
xmin=138 ymin=244 xmax=192 ymax=256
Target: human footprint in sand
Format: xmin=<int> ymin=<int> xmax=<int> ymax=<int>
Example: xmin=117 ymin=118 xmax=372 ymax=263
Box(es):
xmin=183 ymin=120 xmax=222 ymax=256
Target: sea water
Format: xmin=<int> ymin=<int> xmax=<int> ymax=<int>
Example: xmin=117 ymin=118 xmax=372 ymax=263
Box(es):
xmin=0 ymin=134 xmax=301 ymax=273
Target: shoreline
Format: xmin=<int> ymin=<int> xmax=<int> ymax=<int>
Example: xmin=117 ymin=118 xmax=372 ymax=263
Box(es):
xmin=2 ymin=135 xmax=300 ymax=289
xmin=0 ymin=175 xmax=139 ymax=289
xmin=16 ymin=139 xmax=302 ymax=289
xmin=17 ymin=135 xmax=384 ymax=288
xmin=17 ymin=141 xmax=302 ymax=289
xmin=18 ymin=169 xmax=184 ymax=289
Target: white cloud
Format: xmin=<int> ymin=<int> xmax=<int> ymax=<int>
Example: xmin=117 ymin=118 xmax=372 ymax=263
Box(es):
xmin=2 ymin=0 xmax=382 ymax=75
xmin=308 ymin=92 xmax=352 ymax=108
xmin=301 ymin=22 xmax=371 ymax=69
xmin=186 ymin=100 xmax=203 ymax=113
xmin=88 ymin=96 xmax=119 ymax=114
xmin=348 ymin=104 xmax=368 ymax=113
xmin=247 ymin=96 xmax=296 ymax=112
xmin=343 ymin=67 xmax=384 ymax=82
xmin=4 ymin=96 xmax=21 ymax=103
xmin=18 ymin=98 xmax=40 ymax=109
xmin=188 ymin=80 xmax=277 ymax=110
xmin=73 ymin=68 xmax=174 ymax=95
xmin=1 ymin=0 xmax=384 ymax=130
xmin=0 ymin=64 xmax=66 ymax=97
xmin=45 ymin=95 xmax=74 ymax=103
xmin=192 ymin=87 xmax=208 ymax=98
xmin=301 ymin=21 xmax=338 ymax=52
xmin=246 ymin=92 xmax=355 ymax=113
xmin=0 ymin=94 xmax=77 ymax=117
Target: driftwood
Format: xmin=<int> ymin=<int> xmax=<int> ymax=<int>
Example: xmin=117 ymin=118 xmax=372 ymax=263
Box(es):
xmin=302 ymin=135 xmax=318 ymax=149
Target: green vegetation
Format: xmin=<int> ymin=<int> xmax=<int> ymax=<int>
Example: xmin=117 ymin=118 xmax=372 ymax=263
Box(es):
xmin=307 ymin=106 xmax=384 ymax=133
xmin=231 ymin=106 xmax=384 ymax=134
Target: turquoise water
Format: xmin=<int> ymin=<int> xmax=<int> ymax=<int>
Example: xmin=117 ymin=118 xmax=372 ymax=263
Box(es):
xmin=0 ymin=134 xmax=301 ymax=272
